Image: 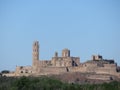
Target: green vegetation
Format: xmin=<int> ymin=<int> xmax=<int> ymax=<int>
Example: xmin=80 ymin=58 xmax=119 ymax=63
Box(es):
xmin=0 ymin=76 xmax=120 ymax=90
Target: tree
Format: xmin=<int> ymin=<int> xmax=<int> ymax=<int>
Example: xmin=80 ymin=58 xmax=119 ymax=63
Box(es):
xmin=1 ymin=70 xmax=10 ymax=74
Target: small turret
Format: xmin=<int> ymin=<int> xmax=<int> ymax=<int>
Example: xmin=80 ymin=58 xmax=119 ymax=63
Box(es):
xmin=92 ymin=55 xmax=103 ymax=60
xmin=54 ymin=52 xmax=58 ymax=57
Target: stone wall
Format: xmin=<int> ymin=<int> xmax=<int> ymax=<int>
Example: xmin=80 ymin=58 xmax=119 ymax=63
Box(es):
xmin=87 ymin=74 xmax=112 ymax=80
xmin=96 ymin=64 xmax=117 ymax=75
xmin=37 ymin=67 xmax=67 ymax=75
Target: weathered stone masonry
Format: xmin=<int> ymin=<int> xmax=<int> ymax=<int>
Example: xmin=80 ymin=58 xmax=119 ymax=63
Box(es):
xmin=13 ymin=41 xmax=120 ymax=77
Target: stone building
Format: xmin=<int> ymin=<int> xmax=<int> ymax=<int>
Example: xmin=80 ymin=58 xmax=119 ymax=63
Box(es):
xmin=51 ymin=49 xmax=80 ymax=67
xmin=32 ymin=41 xmax=80 ymax=74
xmin=13 ymin=41 xmax=120 ymax=77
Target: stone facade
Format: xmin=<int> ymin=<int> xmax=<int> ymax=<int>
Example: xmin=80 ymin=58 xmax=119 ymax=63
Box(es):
xmin=11 ymin=41 xmax=120 ymax=77
xmin=31 ymin=41 xmax=80 ymax=74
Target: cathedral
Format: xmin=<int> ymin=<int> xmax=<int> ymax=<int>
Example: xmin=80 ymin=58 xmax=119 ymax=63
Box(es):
xmin=11 ymin=41 xmax=120 ymax=77
xmin=15 ymin=41 xmax=80 ymax=75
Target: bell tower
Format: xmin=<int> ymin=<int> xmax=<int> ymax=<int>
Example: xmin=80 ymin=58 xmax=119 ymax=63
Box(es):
xmin=62 ymin=48 xmax=70 ymax=57
xmin=32 ymin=41 xmax=39 ymax=70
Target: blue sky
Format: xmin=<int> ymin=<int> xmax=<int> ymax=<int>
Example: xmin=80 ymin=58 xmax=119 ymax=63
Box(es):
xmin=0 ymin=0 xmax=120 ymax=71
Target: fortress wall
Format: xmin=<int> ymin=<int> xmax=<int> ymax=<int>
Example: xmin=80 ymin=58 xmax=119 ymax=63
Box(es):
xmin=34 ymin=63 xmax=118 ymax=76
xmin=68 ymin=63 xmax=117 ymax=74
xmin=96 ymin=67 xmax=117 ymax=75
xmin=38 ymin=67 xmax=67 ymax=75
xmin=68 ymin=63 xmax=117 ymax=75
xmin=81 ymin=63 xmax=98 ymax=73
xmin=86 ymin=67 xmax=97 ymax=73
xmin=85 ymin=63 xmax=98 ymax=67
xmin=87 ymin=74 xmax=111 ymax=80
xmin=69 ymin=66 xmax=87 ymax=72
xmin=68 ymin=63 xmax=98 ymax=73
xmin=38 ymin=66 xmax=88 ymax=75
xmin=104 ymin=64 xmax=117 ymax=68
xmin=96 ymin=68 xmax=111 ymax=74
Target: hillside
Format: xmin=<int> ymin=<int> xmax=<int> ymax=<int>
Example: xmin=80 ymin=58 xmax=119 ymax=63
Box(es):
xmin=0 ymin=76 xmax=120 ymax=90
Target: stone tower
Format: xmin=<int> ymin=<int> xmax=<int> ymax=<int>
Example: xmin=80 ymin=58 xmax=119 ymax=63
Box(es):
xmin=62 ymin=49 xmax=70 ymax=57
xmin=32 ymin=41 xmax=39 ymax=70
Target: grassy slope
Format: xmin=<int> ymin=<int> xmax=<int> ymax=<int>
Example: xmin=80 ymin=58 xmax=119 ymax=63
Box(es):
xmin=0 ymin=76 xmax=120 ymax=90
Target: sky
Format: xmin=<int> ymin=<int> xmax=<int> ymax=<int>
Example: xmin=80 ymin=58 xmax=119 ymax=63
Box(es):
xmin=0 ymin=0 xmax=120 ymax=71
